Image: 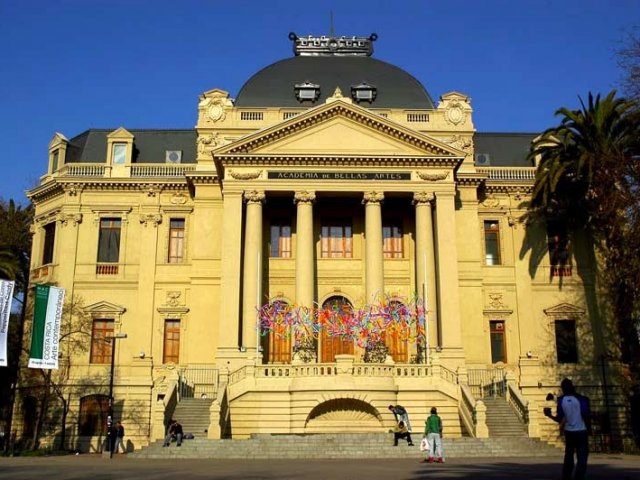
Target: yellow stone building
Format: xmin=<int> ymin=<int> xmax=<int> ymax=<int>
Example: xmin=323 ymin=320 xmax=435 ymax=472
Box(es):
xmin=16 ymin=33 xmax=623 ymax=452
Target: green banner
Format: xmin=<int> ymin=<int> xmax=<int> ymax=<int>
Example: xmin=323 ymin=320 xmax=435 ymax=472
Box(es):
xmin=28 ymin=284 xmax=64 ymax=369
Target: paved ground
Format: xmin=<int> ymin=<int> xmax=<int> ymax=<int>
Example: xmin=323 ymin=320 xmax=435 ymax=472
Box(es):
xmin=0 ymin=454 xmax=639 ymax=480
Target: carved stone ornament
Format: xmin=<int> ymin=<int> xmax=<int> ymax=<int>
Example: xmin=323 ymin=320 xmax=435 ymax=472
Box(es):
xmin=445 ymin=101 xmax=467 ymax=125
xmin=244 ymin=190 xmax=266 ymax=204
xmin=412 ymin=191 xmax=435 ymax=205
xmin=170 ymin=193 xmax=188 ymax=205
xmin=416 ymin=171 xmax=449 ymax=181
xmin=442 ymin=135 xmax=473 ymax=154
xmin=481 ymin=194 xmax=501 ymax=208
xmin=146 ymin=186 xmax=159 ymax=197
xmin=362 ymin=191 xmax=384 ymax=204
xmin=197 ymin=133 xmax=219 ymax=154
xmin=58 ymin=213 xmax=83 ymax=227
xmin=166 ymin=291 xmax=181 ymax=307
xmin=293 ymin=190 xmax=316 ymax=204
xmin=63 ymin=184 xmax=82 ymax=197
xmin=229 ymin=169 xmax=262 ymax=180
xmin=488 ymin=293 xmax=507 ymax=309
xmin=139 ymin=213 xmax=162 ymax=227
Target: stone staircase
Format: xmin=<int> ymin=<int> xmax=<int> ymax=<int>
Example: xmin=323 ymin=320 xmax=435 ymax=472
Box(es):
xmin=483 ymin=397 xmax=528 ymax=437
xmin=171 ymin=398 xmax=213 ymax=437
xmin=131 ymin=433 xmax=560 ymax=459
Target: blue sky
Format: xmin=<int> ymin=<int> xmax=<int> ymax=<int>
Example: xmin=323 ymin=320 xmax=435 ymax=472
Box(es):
xmin=1 ymin=0 xmax=637 ymax=204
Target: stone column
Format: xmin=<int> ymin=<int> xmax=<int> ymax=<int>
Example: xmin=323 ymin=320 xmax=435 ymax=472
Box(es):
xmin=294 ymin=191 xmax=316 ymax=308
xmin=218 ymin=191 xmax=243 ymax=357
xmin=242 ymin=190 xmax=265 ymax=357
xmin=413 ymin=192 xmax=438 ymax=347
xmin=434 ymin=191 xmax=463 ymax=352
xmin=363 ymin=191 xmax=384 ymax=302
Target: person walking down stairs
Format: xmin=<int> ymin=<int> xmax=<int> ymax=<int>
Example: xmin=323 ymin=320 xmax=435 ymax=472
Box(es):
xmin=423 ymin=407 xmax=444 ymax=463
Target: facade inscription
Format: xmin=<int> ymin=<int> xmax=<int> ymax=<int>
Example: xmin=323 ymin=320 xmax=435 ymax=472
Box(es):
xmin=267 ymin=171 xmax=410 ymax=180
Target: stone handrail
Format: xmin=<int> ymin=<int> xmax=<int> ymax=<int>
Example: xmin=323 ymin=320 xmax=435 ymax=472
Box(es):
xmin=150 ymin=376 xmax=178 ymax=441
xmin=440 ymin=365 xmax=458 ymax=385
xmin=476 ymin=166 xmax=536 ymax=182
xmin=130 ymin=164 xmax=196 ymax=177
xmin=459 ymin=383 xmax=488 ymax=438
xmin=506 ymin=378 xmax=540 ymax=437
xmin=228 ymin=361 xmax=431 ymax=385
xmin=60 ymin=163 xmax=108 ymax=177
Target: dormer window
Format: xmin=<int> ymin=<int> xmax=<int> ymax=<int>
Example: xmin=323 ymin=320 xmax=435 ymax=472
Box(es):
xmin=52 ymin=150 xmax=60 ymax=171
xmin=112 ymin=143 xmax=127 ymax=165
xmin=294 ymin=82 xmax=320 ymax=103
xmin=351 ymin=82 xmax=377 ymax=103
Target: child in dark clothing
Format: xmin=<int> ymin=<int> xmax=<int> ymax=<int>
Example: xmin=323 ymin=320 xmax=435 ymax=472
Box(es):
xmin=392 ymin=421 xmax=414 ymax=446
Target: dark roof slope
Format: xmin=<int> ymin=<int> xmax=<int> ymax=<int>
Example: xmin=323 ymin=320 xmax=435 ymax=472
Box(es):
xmin=473 ymin=133 xmax=537 ymax=167
xmin=65 ymin=129 xmax=197 ymax=164
xmin=235 ymin=56 xmax=434 ymax=109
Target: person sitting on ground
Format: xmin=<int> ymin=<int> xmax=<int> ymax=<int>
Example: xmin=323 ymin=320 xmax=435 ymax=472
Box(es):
xmin=163 ymin=419 xmax=184 ymax=447
xmin=392 ymin=420 xmax=414 ymax=446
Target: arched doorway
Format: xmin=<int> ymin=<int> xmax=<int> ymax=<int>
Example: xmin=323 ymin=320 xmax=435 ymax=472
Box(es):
xmin=320 ymin=296 xmax=354 ymax=362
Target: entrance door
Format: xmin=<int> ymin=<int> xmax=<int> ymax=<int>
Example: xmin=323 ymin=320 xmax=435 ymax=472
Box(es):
xmin=320 ymin=296 xmax=354 ymax=362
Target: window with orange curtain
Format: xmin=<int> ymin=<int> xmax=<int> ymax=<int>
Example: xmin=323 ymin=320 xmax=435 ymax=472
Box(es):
xmin=320 ymin=223 xmax=352 ymax=258
xmin=382 ymin=222 xmax=403 ymax=258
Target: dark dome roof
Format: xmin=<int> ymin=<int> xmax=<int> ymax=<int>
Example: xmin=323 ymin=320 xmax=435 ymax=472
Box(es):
xmin=235 ymin=56 xmax=434 ymax=109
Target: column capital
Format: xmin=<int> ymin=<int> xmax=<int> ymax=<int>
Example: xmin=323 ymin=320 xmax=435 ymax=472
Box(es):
xmin=362 ymin=191 xmax=384 ymax=205
xmin=412 ymin=191 xmax=435 ymax=205
xmin=243 ymin=190 xmax=265 ymax=204
xmin=294 ymin=190 xmax=316 ymax=204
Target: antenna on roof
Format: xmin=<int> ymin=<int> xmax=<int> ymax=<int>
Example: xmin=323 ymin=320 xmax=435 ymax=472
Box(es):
xmin=329 ymin=10 xmax=335 ymax=37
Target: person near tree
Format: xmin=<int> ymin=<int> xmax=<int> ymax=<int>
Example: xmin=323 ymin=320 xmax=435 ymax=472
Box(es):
xmin=544 ymin=378 xmax=591 ymax=480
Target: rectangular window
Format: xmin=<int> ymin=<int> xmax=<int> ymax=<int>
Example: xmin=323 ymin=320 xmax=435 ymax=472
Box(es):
xmin=490 ymin=320 xmax=506 ymax=363
xmin=163 ymin=319 xmax=180 ymax=364
xmin=321 ymin=222 xmax=352 ymax=258
xmin=111 ymin=143 xmax=127 ymax=165
xmin=484 ymin=220 xmax=501 ymax=265
xmin=383 ymin=222 xmax=403 ymax=258
xmin=97 ymin=218 xmax=121 ymax=263
xmin=52 ymin=150 xmax=59 ymax=171
xmin=168 ymin=219 xmax=185 ymax=263
xmin=547 ymin=221 xmax=571 ymax=276
xmin=42 ymin=222 xmax=56 ymax=265
xmin=555 ymin=320 xmax=578 ymax=363
xmin=90 ymin=319 xmax=114 ymax=364
xmin=269 ymin=222 xmax=292 ymax=258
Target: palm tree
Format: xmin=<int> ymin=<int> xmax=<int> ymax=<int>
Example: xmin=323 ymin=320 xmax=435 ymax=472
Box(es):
xmin=528 ymin=90 xmax=640 ymax=381
xmin=0 ymin=247 xmax=18 ymax=280
xmin=528 ymin=90 xmax=638 ymax=243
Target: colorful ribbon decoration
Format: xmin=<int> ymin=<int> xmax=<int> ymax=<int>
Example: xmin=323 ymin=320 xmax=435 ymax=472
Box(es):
xmin=258 ymin=294 xmax=427 ymax=349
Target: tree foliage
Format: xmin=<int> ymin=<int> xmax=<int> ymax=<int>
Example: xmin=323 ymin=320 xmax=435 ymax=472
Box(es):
xmin=528 ymin=91 xmax=640 ymax=372
xmin=617 ymin=27 xmax=640 ymax=105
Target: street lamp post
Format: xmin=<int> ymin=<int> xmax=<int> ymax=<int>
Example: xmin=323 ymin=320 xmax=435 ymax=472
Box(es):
xmin=106 ymin=333 xmax=127 ymax=459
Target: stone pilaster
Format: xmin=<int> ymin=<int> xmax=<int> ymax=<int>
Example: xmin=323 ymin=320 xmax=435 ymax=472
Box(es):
xmin=434 ymin=191 xmax=463 ymax=355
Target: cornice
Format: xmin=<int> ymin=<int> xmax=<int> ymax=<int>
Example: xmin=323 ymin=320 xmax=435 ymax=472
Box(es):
xmin=484 ymin=184 xmax=533 ymax=195
xmin=217 ymin=155 xmax=462 ymax=169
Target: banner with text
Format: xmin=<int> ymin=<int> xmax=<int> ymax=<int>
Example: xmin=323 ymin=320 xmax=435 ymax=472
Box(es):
xmin=28 ymin=284 xmax=65 ymax=369
xmin=0 ymin=280 xmax=15 ymax=367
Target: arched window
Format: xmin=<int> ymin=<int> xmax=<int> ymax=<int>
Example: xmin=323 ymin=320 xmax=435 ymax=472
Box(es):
xmin=320 ymin=296 xmax=354 ymax=362
xmin=383 ymin=300 xmax=409 ymax=362
xmin=261 ymin=300 xmax=292 ymax=364
xmin=78 ymin=394 xmax=109 ymax=436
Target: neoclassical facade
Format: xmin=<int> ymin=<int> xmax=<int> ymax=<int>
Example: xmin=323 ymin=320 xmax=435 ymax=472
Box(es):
xmin=15 ymin=33 xmax=623 ymax=451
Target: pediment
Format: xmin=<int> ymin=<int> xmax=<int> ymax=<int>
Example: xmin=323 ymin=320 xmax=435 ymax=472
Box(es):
xmin=84 ymin=300 xmax=126 ymax=315
xmin=543 ymin=303 xmax=585 ymax=318
xmin=214 ymin=99 xmax=465 ymax=160
xmin=49 ymin=132 xmax=68 ymax=149
xmin=107 ymin=127 xmax=134 ymax=139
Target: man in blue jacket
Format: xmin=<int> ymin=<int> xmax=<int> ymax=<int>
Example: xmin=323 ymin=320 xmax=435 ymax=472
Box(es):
xmin=544 ymin=378 xmax=591 ymax=480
